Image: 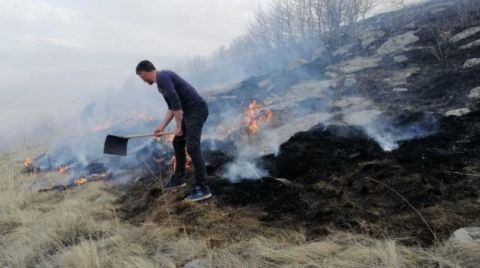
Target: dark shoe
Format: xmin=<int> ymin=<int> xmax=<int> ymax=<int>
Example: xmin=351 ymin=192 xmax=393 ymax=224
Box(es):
xmin=164 ymin=173 xmax=187 ymax=190
xmin=185 ymin=185 xmax=212 ymax=202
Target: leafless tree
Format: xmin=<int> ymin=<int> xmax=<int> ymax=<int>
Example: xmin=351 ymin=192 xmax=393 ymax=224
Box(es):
xmin=181 ymin=0 xmax=376 ymax=87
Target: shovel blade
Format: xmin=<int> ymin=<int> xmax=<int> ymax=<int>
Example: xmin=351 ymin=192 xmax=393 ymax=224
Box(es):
xmin=104 ymin=135 xmax=129 ymax=156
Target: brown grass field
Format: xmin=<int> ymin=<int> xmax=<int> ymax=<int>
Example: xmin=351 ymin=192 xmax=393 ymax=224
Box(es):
xmin=1 ymin=148 xmax=479 ymax=268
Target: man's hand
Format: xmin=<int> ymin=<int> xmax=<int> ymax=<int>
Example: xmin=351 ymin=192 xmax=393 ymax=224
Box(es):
xmin=175 ymin=125 xmax=183 ymax=136
xmin=153 ymin=127 xmax=165 ymax=138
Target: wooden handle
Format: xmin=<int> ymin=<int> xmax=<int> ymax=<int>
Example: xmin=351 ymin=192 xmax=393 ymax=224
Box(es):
xmin=124 ymin=131 xmax=175 ymax=139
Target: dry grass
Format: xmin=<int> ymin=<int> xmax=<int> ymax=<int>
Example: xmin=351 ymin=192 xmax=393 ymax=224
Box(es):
xmin=1 ymin=150 xmax=479 ymax=268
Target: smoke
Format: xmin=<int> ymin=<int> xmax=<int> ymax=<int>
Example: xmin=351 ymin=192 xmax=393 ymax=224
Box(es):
xmin=224 ymin=153 xmax=268 ymax=183
xmin=222 ymin=129 xmax=280 ymax=182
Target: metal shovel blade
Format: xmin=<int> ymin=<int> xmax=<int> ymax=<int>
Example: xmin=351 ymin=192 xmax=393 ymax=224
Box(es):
xmin=104 ymin=135 xmax=129 ymax=156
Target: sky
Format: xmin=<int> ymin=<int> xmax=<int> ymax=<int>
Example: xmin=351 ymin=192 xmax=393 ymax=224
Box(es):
xmin=0 ymin=0 xmax=270 ymax=149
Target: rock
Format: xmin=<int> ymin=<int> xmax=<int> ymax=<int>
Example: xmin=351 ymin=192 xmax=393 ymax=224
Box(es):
xmin=449 ymin=227 xmax=480 ymax=244
xmin=359 ymin=30 xmax=385 ymax=48
xmin=468 ymin=87 xmax=480 ymax=99
xmin=463 ymin=58 xmax=480 ymax=69
xmin=288 ymin=58 xmax=309 ymax=71
xmin=278 ymin=79 xmax=333 ymax=106
xmin=383 ymin=68 xmax=420 ymax=86
xmin=393 ymin=55 xmax=408 ymax=63
xmin=393 ymin=87 xmax=408 ymax=93
xmin=445 ymin=108 xmax=471 ymax=117
xmin=330 ymin=56 xmax=381 ymax=74
xmin=460 ymin=39 xmax=480 ymax=50
xmin=449 ymin=26 xmax=480 ymax=43
xmin=377 ymin=31 xmax=420 ymax=56
xmin=333 ymin=43 xmax=356 ymax=56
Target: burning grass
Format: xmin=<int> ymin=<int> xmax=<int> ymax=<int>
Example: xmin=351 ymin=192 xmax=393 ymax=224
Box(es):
xmin=1 ymin=150 xmax=479 ymax=267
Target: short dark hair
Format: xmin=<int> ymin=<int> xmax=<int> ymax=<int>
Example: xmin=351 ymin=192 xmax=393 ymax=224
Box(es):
xmin=136 ymin=60 xmax=156 ymax=74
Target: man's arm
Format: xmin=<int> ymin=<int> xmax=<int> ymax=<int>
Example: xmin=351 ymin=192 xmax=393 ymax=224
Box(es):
xmin=154 ymin=109 xmax=183 ymax=137
xmin=157 ymin=72 xmax=184 ymax=135
xmin=154 ymin=110 xmax=174 ymax=136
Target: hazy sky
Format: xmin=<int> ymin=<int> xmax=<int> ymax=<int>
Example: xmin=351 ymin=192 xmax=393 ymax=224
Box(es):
xmin=0 ymin=0 xmax=270 ymax=92
xmin=0 ymin=0 xmax=270 ymax=148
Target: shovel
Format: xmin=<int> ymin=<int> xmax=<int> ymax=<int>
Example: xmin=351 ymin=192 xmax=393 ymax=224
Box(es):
xmin=103 ymin=132 xmax=175 ymax=156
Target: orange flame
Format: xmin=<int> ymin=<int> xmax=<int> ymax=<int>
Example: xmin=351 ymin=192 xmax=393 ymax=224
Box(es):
xmin=74 ymin=178 xmax=87 ymax=186
xmin=24 ymin=158 xmax=33 ymax=168
xmin=244 ymin=100 xmax=273 ymax=135
xmin=57 ymin=165 xmax=68 ymax=174
xmin=170 ymin=153 xmax=193 ymax=172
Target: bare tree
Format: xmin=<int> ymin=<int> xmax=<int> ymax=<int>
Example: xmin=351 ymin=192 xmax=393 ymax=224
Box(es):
xmin=180 ymin=0 xmax=377 ymax=88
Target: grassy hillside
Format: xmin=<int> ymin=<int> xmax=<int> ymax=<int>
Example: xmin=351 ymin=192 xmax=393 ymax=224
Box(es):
xmin=1 ymin=151 xmax=479 ymax=267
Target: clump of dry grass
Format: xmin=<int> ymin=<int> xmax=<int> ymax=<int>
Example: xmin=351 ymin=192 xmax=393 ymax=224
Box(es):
xmin=1 ymin=150 xmax=479 ymax=268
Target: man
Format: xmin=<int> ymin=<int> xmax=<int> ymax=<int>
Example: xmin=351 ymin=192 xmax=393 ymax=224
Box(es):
xmin=136 ymin=60 xmax=211 ymax=202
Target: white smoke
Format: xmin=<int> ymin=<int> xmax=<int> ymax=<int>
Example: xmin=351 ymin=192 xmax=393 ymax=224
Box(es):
xmin=222 ymin=128 xmax=280 ymax=182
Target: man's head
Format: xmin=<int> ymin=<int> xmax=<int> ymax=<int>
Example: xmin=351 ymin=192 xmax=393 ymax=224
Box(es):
xmin=136 ymin=60 xmax=157 ymax=85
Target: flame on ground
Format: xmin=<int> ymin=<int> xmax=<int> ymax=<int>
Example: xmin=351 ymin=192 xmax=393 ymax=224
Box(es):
xmin=24 ymin=158 xmax=33 ymax=168
xmin=74 ymin=178 xmax=88 ymax=186
xmin=57 ymin=165 xmax=68 ymax=174
xmin=244 ymin=100 xmax=273 ymax=135
xmin=170 ymin=153 xmax=193 ymax=173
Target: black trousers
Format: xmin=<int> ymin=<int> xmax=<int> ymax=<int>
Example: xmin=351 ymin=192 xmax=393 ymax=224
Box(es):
xmin=172 ymin=100 xmax=209 ymax=188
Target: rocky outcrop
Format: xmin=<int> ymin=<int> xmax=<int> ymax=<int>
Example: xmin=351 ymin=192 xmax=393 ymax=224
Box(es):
xmin=464 ymin=58 xmax=480 ymax=68
xmin=377 ymin=31 xmax=420 ymax=55
xmin=450 ymin=228 xmax=480 ymax=244
xmin=449 ymin=26 xmax=480 ymax=43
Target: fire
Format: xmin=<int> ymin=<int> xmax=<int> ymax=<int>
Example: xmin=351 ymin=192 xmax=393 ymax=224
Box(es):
xmin=24 ymin=158 xmax=33 ymax=168
xmin=170 ymin=153 xmax=193 ymax=172
xmin=74 ymin=177 xmax=88 ymax=186
xmin=244 ymin=100 xmax=273 ymax=135
xmin=57 ymin=165 xmax=68 ymax=174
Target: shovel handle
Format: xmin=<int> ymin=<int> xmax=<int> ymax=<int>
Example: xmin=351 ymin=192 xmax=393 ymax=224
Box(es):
xmin=124 ymin=131 xmax=175 ymax=139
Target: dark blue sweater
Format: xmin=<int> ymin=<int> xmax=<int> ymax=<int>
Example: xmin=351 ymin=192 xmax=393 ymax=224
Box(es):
xmin=156 ymin=70 xmax=204 ymax=111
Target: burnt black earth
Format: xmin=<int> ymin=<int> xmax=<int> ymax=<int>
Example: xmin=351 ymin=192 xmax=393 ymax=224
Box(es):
xmin=209 ymin=110 xmax=480 ymax=246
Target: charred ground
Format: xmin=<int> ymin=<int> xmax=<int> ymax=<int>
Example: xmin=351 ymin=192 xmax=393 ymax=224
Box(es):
xmin=119 ymin=2 xmax=480 ymax=247
xmin=119 ymin=109 xmax=480 ymax=247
